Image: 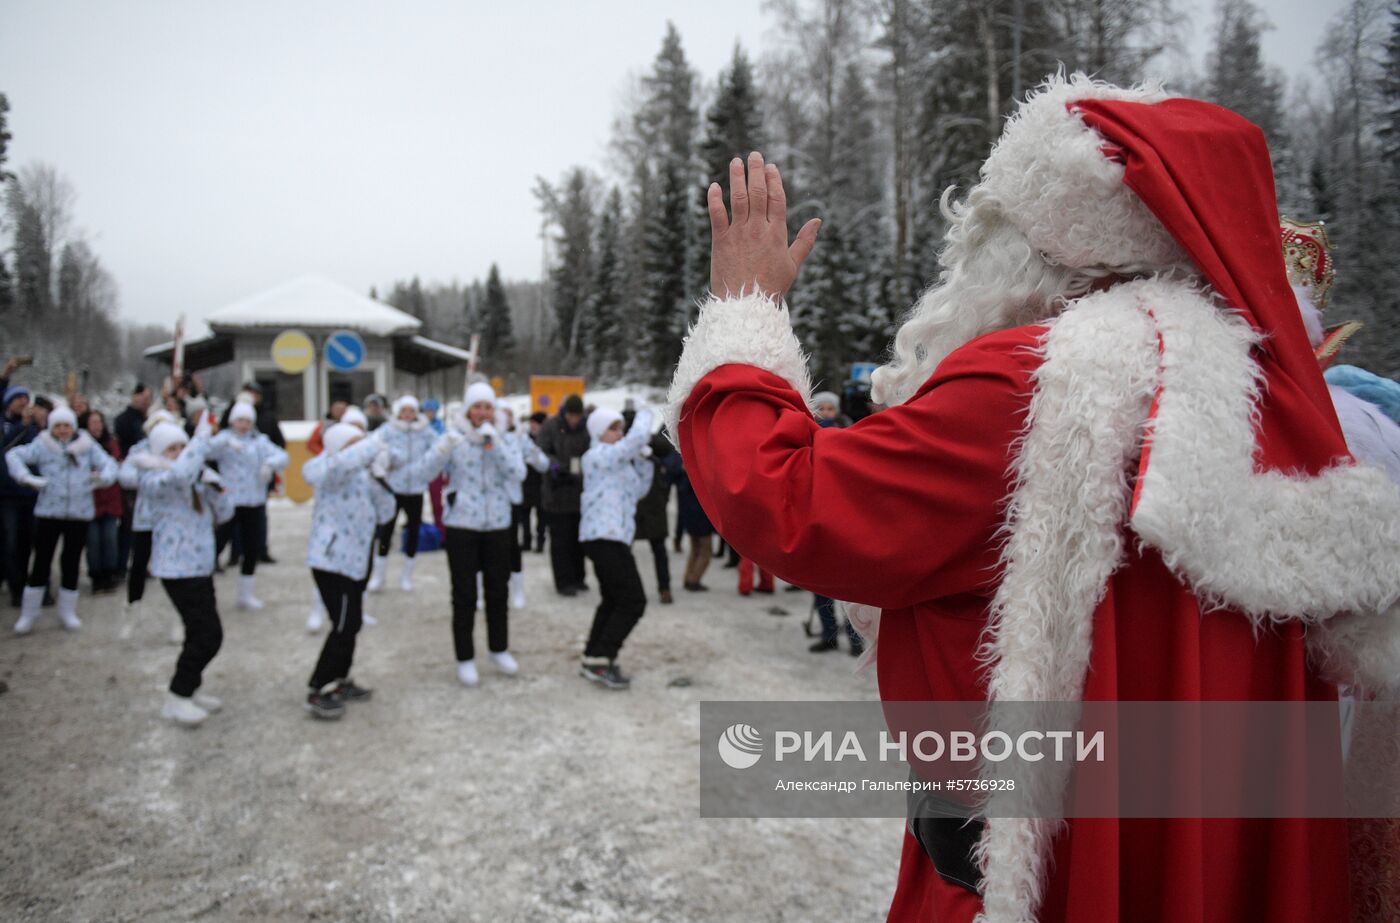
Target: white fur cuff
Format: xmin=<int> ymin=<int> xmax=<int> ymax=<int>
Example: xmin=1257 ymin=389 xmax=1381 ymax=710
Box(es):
xmin=663 ymin=291 xmax=813 ymax=439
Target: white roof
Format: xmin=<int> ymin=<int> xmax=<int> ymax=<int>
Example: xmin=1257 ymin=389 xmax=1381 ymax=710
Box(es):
xmin=205 ymin=274 xmax=422 ymax=336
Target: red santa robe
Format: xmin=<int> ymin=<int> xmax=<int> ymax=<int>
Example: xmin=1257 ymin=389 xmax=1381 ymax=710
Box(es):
xmin=665 ymin=89 xmax=1400 ymax=923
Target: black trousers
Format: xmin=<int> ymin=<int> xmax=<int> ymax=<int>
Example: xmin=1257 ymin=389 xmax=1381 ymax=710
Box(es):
xmin=377 ymin=493 xmax=424 ymax=557
xmin=520 ymin=501 xmax=546 ymax=549
xmin=646 ymin=537 xmax=670 ymax=592
xmin=29 ymin=517 xmax=88 ymax=591
xmin=309 ymin=568 xmax=364 ymax=690
xmin=163 ymin=576 xmax=222 ymax=697
xmin=581 ymin=540 xmax=646 ymax=661
xmin=444 ymin=527 xmax=511 ymax=661
xmin=127 ymin=530 xmax=152 ymax=604
xmin=509 ymin=504 xmax=525 ymax=573
xmin=547 ymin=511 xmax=585 ymax=591
xmin=215 ymin=505 xmax=266 ymax=576
xmin=1 ymin=497 xmax=36 ymax=603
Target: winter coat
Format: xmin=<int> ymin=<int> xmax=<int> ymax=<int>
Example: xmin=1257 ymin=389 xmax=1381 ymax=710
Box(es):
xmin=303 ymin=437 xmax=383 ymax=580
xmin=416 ymin=429 xmax=527 ymax=532
xmin=500 ymin=429 xmax=550 ymax=506
xmin=207 ymin=429 xmax=289 ymax=507
xmin=91 ymin=434 xmax=124 ymax=519
xmin=580 ymin=409 xmax=655 ymax=545
xmin=632 ymin=433 xmax=674 ymax=542
xmin=141 ymin=438 xmax=235 ymax=579
xmin=118 ymin=439 xmax=163 ymax=531
xmin=0 ymin=414 xmax=40 ymax=500
xmin=675 ymin=466 xmax=713 ymax=537
xmin=377 ymin=417 xmax=437 ymax=496
xmin=5 ymin=431 xmax=118 ymax=521
xmin=536 ymin=412 xmax=591 ymax=514
xmin=113 ymin=405 xmax=146 ymax=458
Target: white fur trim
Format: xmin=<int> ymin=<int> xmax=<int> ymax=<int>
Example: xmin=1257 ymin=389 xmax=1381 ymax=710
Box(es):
xmin=64 ymin=432 xmax=95 ymax=457
xmin=973 ymin=283 xmax=1160 ymax=923
xmin=664 ymin=291 xmax=813 ymax=439
xmin=980 ymin=74 xmax=1186 ymax=272
xmin=1128 ymin=285 xmax=1400 ymax=625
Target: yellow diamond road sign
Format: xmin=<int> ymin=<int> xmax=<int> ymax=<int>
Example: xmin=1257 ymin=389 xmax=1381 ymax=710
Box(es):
xmin=271 ymin=330 xmax=314 ymax=374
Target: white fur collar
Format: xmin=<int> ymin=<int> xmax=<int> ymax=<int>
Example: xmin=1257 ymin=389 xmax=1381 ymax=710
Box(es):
xmin=393 ymin=416 xmax=429 ymax=433
xmin=39 ymin=431 xmax=94 ymax=456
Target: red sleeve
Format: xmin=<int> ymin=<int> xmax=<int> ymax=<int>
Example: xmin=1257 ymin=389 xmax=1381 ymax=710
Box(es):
xmin=677 ymin=328 xmax=1042 ymax=610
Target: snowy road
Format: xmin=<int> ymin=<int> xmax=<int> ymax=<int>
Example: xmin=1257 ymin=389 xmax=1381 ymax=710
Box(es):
xmin=0 ymin=500 xmax=899 ymax=922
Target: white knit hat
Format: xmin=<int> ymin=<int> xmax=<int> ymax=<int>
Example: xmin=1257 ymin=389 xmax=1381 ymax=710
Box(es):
xmin=587 ymin=407 xmax=623 ymax=442
xmin=812 ymin=391 xmax=840 ymax=410
xmin=341 ymin=406 xmax=368 ymax=430
xmin=47 ymin=407 xmax=76 ymax=431
xmin=464 ymin=382 xmax=496 ymax=409
xmin=148 ymin=421 xmax=188 ymax=456
xmin=229 ymin=402 xmax=257 ymax=424
xmin=322 ymin=423 xmax=363 ymax=454
xmin=392 ymin=395 xmax=419 ymax=417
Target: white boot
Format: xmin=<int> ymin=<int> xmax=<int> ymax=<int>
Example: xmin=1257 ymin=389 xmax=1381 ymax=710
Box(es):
xmin=161 ymin=692 xmax=208 ymax=727
xmin=456 ymin=659 xmax=479 ymax=687
xmin=360 ymin=591 xmax=377 ymax=627
xmin=192 ymin=691 xmax=223 ymax=713
xmin=399 ymin=556 xmax=416 ymax=592
xmin=509 ymin=571 xmax=526 ymax=609
xmin=490 ymin=651 xmax=519 ymax=676
xmin=237 ymin=575 xmax=265 ymax=611
xmin=14 ymin=585 xmax=44 ymax=634
xmin=306 ymin=607 xmax=324 ymax=632
xmin=367 ymin=554 xmax=388 ymax=593
xmin=56 ymin=588 xmax=82 ymax=631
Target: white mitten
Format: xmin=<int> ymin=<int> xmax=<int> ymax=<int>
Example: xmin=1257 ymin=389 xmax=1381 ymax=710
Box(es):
xmin=258 ymin=464 xmax=272 ymax=484
xmin=370 ymin=451 xmax=390 ymax=479
xmin=640 ymin=444 xmax=654 ymax=458
xmin=193 ymin=411 xmax=215 ymax=440
xmin=200 ymin=468 xmax=223 ymax=487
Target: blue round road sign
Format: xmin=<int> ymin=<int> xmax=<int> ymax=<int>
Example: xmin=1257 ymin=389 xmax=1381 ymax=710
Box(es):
xmin=325 ymin=330 xmax=366 ymax=372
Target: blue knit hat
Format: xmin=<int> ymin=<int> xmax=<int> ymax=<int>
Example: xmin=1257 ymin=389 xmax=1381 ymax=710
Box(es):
xmin=4 ymin=385 xmax=31 ymax=408
xmin=421 ymin=398 xmax=441 ymax=412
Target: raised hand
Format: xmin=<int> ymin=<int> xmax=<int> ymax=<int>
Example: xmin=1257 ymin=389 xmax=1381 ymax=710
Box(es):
xmin=708 ymin=151 xmax=821 ymax=300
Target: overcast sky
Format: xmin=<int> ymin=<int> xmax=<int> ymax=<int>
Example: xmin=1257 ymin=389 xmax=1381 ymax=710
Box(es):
xmin=1 ymin=0 xmax=1343 ymax=332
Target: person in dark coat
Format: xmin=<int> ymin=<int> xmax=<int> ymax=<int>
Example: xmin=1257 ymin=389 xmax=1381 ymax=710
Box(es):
xmin=675 ymin=457 xmax=714 ymax=592
xmin=521 ymin=411 xmax=548 ymax=552
xmin=1 ymin=383 xmax=44 ymax=606
xmin=536 ymin=394 xmax=590 ymax=595
xmin=632 ymin=430 xmax=676 ymax=603
xmin=112 ymin=383 xmax=153 ymax=579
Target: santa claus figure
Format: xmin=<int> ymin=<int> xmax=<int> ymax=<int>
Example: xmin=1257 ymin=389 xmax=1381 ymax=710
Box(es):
xmin=665 ymin=74 xmax=1400 ymax=923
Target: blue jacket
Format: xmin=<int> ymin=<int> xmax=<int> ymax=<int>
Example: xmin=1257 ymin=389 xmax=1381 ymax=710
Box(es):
xmin=416 ymin=429 xmax=526 ymax=532
xmin=500 ymin=430 xmax=551 ymax=505
xmin=141 ymin=438 xmax=235 ymax=579
xmin=6 ymin=432 xmax=118 ymax=521
xmin=207 ymin=429 xmax=289 ymax=507
xmin=304 ymin=437 xmax=383 ymax=580
xmin=580 ymin=410 xmax=655 ymax=545
xmin=0 ymin=414 xmax=40 ymax=500
xmin=378 ymin=418 xmax=438 ymax=496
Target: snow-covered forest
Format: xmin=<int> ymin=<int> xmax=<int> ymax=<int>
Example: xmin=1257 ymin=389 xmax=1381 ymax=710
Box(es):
xmin=4 ymin=0 xmax=1400 ymax=396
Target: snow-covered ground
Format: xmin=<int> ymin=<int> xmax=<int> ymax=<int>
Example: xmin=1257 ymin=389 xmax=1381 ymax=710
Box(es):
xmin=0 ymin=500 xmax=899 ymax=922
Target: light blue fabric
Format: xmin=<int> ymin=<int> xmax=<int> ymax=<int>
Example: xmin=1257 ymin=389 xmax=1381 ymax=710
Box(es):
xmin=1325 ymin=364 xmax=1400 ymax=425
xmin=5 ymin=432 xmax=117 ymax=521
xmin=207 ymin=429 xmax=288 ymax=507
xmin=304 ymin=437 xmax=383 ymax=580
xmin=377 ymin=418 xmax=437 ymax=495
xmin=499 ymin=430 xmax=551 ymax=505
xmin=141 ymin=437 xmax=230 ymax=579
xmin=415 ymin=430 xmax=526 ymax=531
xmin=579 ymin=409 xmax=655 ymax=545
xmin=118 ymin=439 xmax=161 ymax=531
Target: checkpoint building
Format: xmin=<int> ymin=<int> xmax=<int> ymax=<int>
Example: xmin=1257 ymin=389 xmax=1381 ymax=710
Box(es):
xmin=145 ymin=274 xmax=473 ymax=422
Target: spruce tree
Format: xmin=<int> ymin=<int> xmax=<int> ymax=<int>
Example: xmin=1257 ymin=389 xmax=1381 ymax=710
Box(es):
xmin=481 ymin=263 xmax=514 ymax=362
xmin=695 ymin=45 xmax=765 ymax=295
xmin=586 ymin=188 xmax=625 ymax=380
xmin=643 ymin=163 xmax=689 ymax=382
